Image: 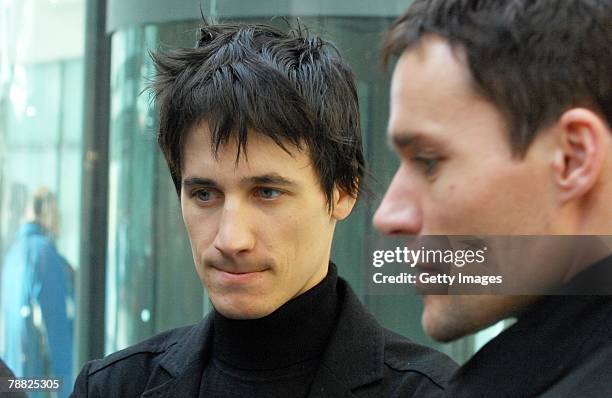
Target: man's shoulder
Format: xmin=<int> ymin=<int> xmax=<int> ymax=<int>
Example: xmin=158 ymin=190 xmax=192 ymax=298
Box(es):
xmin=543 ymin=337 xmax=612 ymax=397
xmin=381 ymin=327 xmax=457 ymax=393
xmin=85 ymin=324 xmax=193 ymax=376
xmin=71 ymin=323 xmax=199 ymax=398
xmin=71 ymin=316 xmax=214 ymax=397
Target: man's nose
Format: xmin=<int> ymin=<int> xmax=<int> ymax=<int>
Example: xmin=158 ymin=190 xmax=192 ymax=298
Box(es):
xmin=373 ymin=167 xmax=423 ymax=235
xmin=213 ymin=201 xmax=256 ymax=257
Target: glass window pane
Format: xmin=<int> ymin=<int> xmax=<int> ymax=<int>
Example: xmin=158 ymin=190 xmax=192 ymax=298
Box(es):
xmin=105 ymin=23 xmax=206 ymax=354
xmin=0 ymin=1 xmax=85 ymax=396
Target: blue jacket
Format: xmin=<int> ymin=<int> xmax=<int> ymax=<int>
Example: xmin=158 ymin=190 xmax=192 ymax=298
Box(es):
xmin=1 ymin=222 xmax=73 ymax=397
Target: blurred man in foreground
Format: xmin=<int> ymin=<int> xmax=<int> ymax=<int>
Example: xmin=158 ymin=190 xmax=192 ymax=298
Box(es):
xmin=375 ymin=0 xmax=612 ymax=396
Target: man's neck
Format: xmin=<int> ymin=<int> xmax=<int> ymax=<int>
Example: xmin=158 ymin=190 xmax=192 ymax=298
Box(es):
xmin=210 ymin=263 xmax=340 ymax=370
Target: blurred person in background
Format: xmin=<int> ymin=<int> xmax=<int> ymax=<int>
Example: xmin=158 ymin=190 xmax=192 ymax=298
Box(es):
xmin=1 ymin=187 xmax=74 ymax=398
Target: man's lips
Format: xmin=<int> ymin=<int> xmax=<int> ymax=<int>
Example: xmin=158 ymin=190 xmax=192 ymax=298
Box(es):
xmin=413 ymin=259 xmax=452 ymax=295
xmin=211 ymin=263 xmax=269 ymax=273
xmin=211 ymin=266 xmax=268 ymax=284
xmin=413 ymin=270 xmax=452 ymax=295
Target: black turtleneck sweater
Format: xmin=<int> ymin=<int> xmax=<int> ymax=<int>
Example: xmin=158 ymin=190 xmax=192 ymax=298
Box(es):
xmin=198 ymin=264 xmax=339 ymax=398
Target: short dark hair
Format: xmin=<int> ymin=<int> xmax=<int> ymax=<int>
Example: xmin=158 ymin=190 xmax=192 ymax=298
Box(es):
xmin=151 ymin=21 xmax=365 ymax=208
xmin=382 ymin=0 xmax=612 ymax=154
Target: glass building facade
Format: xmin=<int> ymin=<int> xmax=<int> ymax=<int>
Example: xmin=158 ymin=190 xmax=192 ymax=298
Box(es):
xmin=0 ymin=0 xmax=506 ymax=394
xmin=0 ymin=0 xmax=84 ymax=396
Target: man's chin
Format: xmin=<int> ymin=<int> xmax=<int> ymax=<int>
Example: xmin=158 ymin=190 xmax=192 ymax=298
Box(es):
xmin=421 ymin=294 xmax=533 ymax=342
xmin=421 ymin=295 xmax=484 ymax=343
xmin=211 ymin=296 xmax=279 ymax=320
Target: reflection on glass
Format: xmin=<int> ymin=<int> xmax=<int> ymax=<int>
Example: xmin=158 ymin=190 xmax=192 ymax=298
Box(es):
xmin=105 ymin=23 xmax=206 ymax=354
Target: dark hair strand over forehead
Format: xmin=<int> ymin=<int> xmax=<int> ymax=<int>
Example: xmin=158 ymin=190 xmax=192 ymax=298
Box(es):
xmin=150 ymin=20 xmax=365 ymax=209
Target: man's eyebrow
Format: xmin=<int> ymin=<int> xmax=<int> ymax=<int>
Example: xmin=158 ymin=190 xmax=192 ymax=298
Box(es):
xmin=181 ymin=174 xmax=298 ymax=188
xmin=182 ymin=177 xmax=219 ymax=188
xmin=243 ymin=173 xmax=298 ymax=187
xmin=388 ymin=131 xmax=444 ymax=150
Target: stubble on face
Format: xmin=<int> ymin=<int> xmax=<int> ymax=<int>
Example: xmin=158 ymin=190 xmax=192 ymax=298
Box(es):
xmin=421 ymin=295 xmax=537 ymax=342
xmin=180 ymin=123 xmax=338 ymax=320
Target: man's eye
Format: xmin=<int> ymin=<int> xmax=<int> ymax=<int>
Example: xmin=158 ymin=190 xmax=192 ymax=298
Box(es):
xmin=255 ymin=188 xmax=282 ymax=200
xmin=194 ymin=189 xmax=219 ymax=202
xmin=412 ymin=156 xmax=440 ymax=175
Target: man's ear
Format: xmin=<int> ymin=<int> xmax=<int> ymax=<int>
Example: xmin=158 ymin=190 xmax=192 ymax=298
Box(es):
xmin=331 ymin=186 xmax=357 ymax=221
xmin=552 ymin=108 xmax=610 ymax=203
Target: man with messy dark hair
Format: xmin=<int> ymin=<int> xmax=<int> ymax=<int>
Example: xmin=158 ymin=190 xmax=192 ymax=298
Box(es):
xmin=71 ymin=21 xmax=456 ymax=398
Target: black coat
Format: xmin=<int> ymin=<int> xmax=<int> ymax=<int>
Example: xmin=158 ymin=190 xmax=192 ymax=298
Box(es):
xmin=447 ymin=255 xmax=612 ymax=397
xmin=0 ymin=358 xmax=27 ymax=398
xmin=71 ymin=278 xmax=457 ymax=397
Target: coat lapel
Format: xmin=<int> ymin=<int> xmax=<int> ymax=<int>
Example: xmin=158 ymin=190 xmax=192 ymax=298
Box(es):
xmin=140 ymin=360 xmax=204 ymax=398
xmin=308 ymin=279 xmax=386 ymax=397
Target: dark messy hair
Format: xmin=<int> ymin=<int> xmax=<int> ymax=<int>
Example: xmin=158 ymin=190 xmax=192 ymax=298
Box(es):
xmin=382 ymin=0 xmax=612 ymax=154
xmin=150 ymin=21 xmax=365 ymax=209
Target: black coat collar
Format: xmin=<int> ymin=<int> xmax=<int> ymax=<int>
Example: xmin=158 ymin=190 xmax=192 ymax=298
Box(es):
xmin=140 ymin=278 xmax=385 ymax=397
xmin=448 ymin=255 xmax=612 ymax=397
